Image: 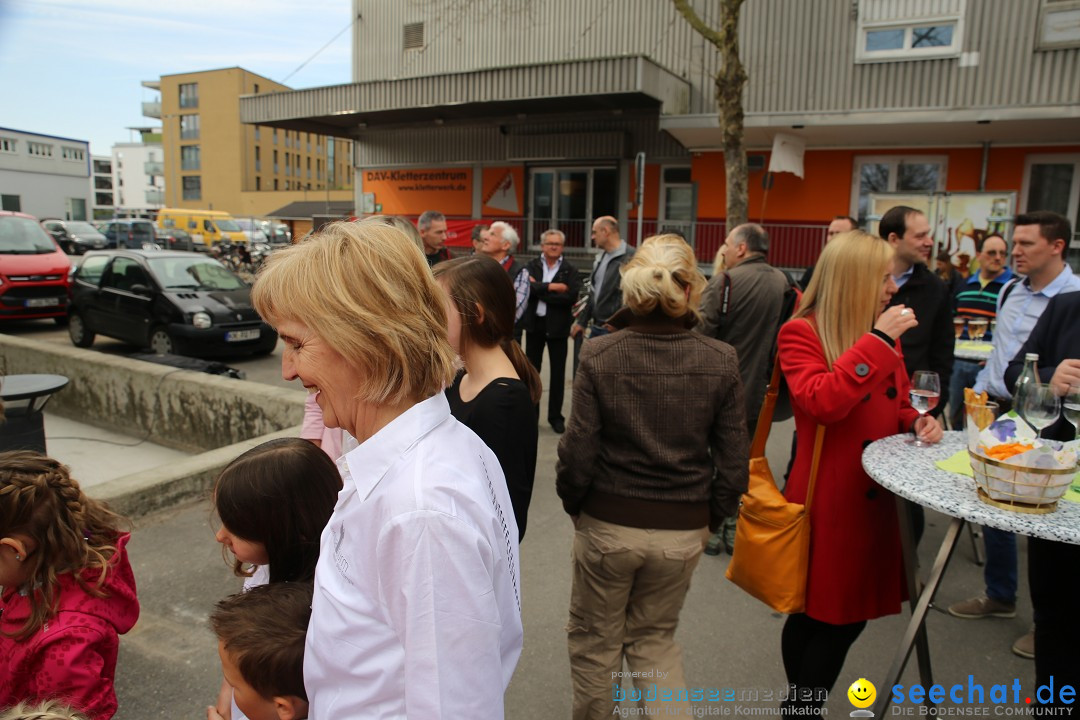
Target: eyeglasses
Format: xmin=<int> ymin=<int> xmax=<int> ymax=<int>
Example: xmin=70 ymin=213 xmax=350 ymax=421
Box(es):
xmin=983 ymin=250 xmax=1007 ymax=257
xmin=541 ymin=242 xmax=564 ymax=247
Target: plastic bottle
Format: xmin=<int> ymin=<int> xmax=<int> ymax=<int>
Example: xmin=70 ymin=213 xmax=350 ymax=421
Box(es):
xmin=1012 ymin=353 xmax=1039 ymax=421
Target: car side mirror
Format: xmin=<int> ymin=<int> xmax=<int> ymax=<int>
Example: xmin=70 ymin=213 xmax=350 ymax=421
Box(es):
xmin=130 ymin=283 xmax=152 ymax=296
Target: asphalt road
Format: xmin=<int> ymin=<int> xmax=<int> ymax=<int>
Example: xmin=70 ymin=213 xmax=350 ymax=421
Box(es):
xmin=0 ymin=318 xmax=1041 ymax=718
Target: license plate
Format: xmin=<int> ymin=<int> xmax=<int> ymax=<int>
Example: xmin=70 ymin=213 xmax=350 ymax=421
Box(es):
xmin=226 ymin=329 xmax=261 ymax=342
xmin=25 ymin=297 xmax=60 ymax=308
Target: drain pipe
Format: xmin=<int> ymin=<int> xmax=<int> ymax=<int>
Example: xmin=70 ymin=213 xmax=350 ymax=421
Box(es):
xmin=979 ymin=141 xmax=991 ymax=192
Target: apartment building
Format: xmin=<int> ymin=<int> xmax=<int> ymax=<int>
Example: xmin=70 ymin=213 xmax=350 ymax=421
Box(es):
xmin=143 ymin=67 xmax=353 ymax=219
xmin=111 ymin=137 xmax=164 ymax=218
xmin=239 ymin=0 xmax=1079 ymax=266
xmin=0 ymin=127 xmax=91 ymax=220
xmin=89 ymin=155 xmax=114 ymax=219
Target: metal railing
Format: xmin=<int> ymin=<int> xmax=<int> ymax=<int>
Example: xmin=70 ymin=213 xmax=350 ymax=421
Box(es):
xmin=141 ymin=101 xmax=161 ymax=119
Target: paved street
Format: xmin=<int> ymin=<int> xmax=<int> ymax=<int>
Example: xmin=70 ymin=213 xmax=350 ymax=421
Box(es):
xmin=2 ymin=320 xmax=1040 ymax=717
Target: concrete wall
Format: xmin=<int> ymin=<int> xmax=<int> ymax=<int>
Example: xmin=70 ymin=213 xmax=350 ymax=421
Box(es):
xmin=0 ymin=335 xmax=305 ymax=453
xmin=0 ymin=170 xmax=91 ymax=220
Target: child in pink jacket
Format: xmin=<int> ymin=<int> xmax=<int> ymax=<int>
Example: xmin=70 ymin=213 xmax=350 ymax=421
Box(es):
xmin=0 ymin=451 xmax=139 ymax=720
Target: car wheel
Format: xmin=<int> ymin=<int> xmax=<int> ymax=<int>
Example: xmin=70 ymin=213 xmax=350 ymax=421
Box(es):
xmin=68 ymin=313 xmax=95 ymax=348
xmin=148 ymin=327 xmax=178 ymax=355
xmin=65 ymin=241 xmax=77 ymax=255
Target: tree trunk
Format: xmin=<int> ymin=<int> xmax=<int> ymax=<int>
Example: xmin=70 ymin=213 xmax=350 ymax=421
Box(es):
xmin=718 ymin=0 xmax=747 ymax=229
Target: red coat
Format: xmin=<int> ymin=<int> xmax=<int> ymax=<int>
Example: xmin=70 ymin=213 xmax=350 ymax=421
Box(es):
xmin=778 ymin=319 xmax=919 ymax=625
xmin=0 ymin=533 xmax=139 ymax=720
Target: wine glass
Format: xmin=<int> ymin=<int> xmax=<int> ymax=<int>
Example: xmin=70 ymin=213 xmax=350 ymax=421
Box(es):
xmin=1022 ymin=383 xmax=1061 ymax=439
xmin=969 ymin=318 xmax=988 ymax=341
xmin=1063 ymin=385 xmax=1080 ymax=439
xmin=908 ymin=371 xmax=941 ymax=446
xmin=953 ymin=316 xmax=966 ymax=340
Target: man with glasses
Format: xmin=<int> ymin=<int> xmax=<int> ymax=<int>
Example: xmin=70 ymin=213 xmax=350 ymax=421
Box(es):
xmin=523 ymin=229 xmax=581 ymax=433
xmin=947 ymin=234 xmax=1013 ymax=431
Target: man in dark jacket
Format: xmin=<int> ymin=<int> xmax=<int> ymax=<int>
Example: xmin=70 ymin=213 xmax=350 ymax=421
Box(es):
xmin=523 ymin=229 xmax=581 ymax=433
xmin=882 ymin=205 xmax=954 ymax=414
xmin=571 ymin=216 xmax=634 ymax=340
xmin=1003 ymin=289 xmax=1080 ymax=701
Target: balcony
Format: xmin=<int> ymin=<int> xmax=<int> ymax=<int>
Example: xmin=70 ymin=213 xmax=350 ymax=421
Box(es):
xmin=145 ymin=189 xmax=164 ymax=205
xmin=144 ymin=160 xmax=164 ymax=176
xmin=142 ymin=101 xmax=162 ymax=119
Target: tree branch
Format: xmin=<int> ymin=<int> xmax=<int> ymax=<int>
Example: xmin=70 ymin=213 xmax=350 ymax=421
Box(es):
xmin=671 ymin=0 xmax=724 ymax=48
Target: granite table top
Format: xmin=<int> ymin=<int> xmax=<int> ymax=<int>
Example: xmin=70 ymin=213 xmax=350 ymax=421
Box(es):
xmin=863 ymin=431 xmax=1080 ymax=545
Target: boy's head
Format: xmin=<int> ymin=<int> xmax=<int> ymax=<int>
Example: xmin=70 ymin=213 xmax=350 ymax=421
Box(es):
xmin=211 ymin=582 xmax=313 ymax=720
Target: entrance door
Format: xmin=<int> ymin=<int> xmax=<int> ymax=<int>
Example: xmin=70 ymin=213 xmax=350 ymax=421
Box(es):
xmin=528 ymin=167 xmax=618 ymax=249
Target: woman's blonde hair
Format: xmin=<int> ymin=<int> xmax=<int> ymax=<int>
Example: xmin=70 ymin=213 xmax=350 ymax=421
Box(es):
xmin=0 ymin=700 xmax=89 ymax=720
xmin=0 ymin=451 xmax=127 ymax=640
xmin=620 ymin=233 xmax=706 ymax=321
xmin=793 ymin=230 xmax=894 ymax=367
xmin=251 ymin=218 xmax=458 ymax=406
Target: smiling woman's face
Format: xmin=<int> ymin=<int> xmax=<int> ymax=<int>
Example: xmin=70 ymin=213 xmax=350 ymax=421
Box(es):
xmin=276 ymin=319 xmax=365 ymax=435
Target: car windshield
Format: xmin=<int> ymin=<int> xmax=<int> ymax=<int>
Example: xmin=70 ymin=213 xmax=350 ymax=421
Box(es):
xmin=147 ymin=256 xmax=247 ymax=291
xmin=234 ymin=219 xmax=253 ymax=230
xmin=66 ymin=222 xmax=101 ymax=235
xmin=215 ymin=219 xmax=242 ymax=232
xmin=0 ymin=216 xmax=60 ymax=254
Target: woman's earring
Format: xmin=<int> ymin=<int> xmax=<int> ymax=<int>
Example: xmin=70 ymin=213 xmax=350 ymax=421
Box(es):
xmin=14 ymin=554 xmax=21 ymax=561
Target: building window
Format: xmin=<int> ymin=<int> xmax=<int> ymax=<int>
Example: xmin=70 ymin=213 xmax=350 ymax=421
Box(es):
xmin=1037 ymin=0 xmax=1080 ymax=50
xmin=404 ymin=21 xmax=424 ymax=50
xmin=273 ymin=129 xmax=278 ymax=145
xmin=850 ymin=155 xmax=948 ymax=224
xmin=61 ymin=147 xmax=86 ymax=162
xmin=182 ymin=176 xmax=201 ymax=201
xmin=256 ymin=176 xmax=261 ymax=191
xmin=180 ymin=115 xmax=200 ymax=140
xmin=68 ymin=198 xmax=87 ymax=221
xmin=856 ymin=0 xmax=965 ymax=63
xmin=254 ymin=83 xmax=260 ymax=94
xmin=285 ymin=133 xmax=291 ymax=148
xmin=179 ymin=82 xmax=199 ymax=109
xmin=255 ymin=126 xmax=260 ymax=141
xmin=27 ymin=142 xmax=53 ymax=158
xmin=254 ymin=146 xmax=261 ymax=173
xmin=317 ymin=158 xmax=322 ymax=180
xmin=1 ymin=195 xmax=20 ymax=212
xmin=307 ymin=134 xmax=311 ymax=152
xmin=0 ymin=137 xmax=16 ymax=154
xmin=181 ymin=146 xmax=201 ymax=171
xmin=274 ymin=178 xmax=279 ymax=190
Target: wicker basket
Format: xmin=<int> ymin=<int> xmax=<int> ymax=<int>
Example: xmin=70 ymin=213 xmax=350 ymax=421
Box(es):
xmin=968 ymin=450 xmax=1077 ymax=514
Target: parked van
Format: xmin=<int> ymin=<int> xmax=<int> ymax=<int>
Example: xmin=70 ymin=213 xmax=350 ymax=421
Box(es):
xmin=157 ymin=209 xmax=247 ymax=246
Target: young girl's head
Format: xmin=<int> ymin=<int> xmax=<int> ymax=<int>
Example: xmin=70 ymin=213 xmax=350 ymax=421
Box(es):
xmin=0 ymin=451 xmax=126 ymax=640
xmin=432 ymin=255 xmax=542 ymax=403
xmin=213 ymin=437 xmax=341 ymax=584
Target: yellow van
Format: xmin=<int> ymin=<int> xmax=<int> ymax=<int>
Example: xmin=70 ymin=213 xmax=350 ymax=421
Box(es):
xmin=157 ymin=209 xmax=248 ymax=246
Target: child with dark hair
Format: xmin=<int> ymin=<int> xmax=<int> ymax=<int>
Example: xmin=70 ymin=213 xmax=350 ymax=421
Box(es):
xmin=208 ymin=583 xmax=313 ymax=720
xmin=210 ymin=437 xmax=341 ymax=719
xmin=0 ymin=451 xmax=139 ymax=720
xmin=433 ymin=255 xmax=540 ymax=540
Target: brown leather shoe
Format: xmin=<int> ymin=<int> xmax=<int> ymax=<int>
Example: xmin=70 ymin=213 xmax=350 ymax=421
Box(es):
xmin=1011 ymin=627 xmax=1035 ymax=659
xmin=947 ymin=595 xmax=1017 ymax=619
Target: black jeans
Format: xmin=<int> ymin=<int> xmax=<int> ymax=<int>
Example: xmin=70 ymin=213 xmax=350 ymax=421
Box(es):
xmin=1029 ymin=536 xmax=1080 ymax=701
xmin=525 ymin=317 xmax=569 ymax=424
xmin=780 ymin=613 xmax=867 ymax=710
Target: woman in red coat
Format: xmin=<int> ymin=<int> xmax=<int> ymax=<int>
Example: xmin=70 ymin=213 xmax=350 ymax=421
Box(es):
xmin=777 ymin=231 xmax=943 ymax=709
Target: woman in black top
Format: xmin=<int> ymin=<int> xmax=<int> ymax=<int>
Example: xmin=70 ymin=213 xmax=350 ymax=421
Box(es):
xmin=434 ymin=256 xmax=541 ymax=540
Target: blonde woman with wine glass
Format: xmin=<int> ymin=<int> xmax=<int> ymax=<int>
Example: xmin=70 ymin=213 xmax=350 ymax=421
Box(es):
xmin=777 ymin=231 xmax=943 ymax=712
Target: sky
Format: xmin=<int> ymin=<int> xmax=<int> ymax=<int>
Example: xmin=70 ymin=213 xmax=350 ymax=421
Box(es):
xmin=0 ymin=0 xmax=353 ymax=154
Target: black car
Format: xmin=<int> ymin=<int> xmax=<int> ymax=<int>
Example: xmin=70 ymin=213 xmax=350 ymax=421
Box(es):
xmin=99 ymin=219 xmax=159 ymax=250
xmin=40 ymin=219 xmax=108 ymax=254
xmin=68 ymin=250 xmax=277 ymax=357
xmin=156 ymin=227 xmax=204 ymax=252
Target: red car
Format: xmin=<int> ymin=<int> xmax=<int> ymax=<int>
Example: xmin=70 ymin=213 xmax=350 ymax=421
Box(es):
xmin=0 ymin=211 xmax=72 ymax=323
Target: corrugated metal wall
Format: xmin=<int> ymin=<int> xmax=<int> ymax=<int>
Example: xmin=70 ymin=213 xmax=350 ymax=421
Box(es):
xmin=353 ymin=0 xmax=1078 ymax=115
xmin=355 ymin=113 xmax=688 ymax=166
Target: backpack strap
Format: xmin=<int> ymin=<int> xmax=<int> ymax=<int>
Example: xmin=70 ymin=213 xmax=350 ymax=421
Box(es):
xmin=997 ymin=277 xmax=1020 ymax=313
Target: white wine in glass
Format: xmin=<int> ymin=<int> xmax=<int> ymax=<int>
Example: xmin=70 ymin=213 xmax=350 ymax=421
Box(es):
xmin=908 ymin=370 xmax=941 ymax=446
xmin=1064 ymin=385 xmax=1080 ymax=439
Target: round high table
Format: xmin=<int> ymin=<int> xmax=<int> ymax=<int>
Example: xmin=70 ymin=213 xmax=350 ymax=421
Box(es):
xmin=862 ymin=432 xmax=1080 ymax=715
xmin=0 ymin=374 xmax=69 ymax=454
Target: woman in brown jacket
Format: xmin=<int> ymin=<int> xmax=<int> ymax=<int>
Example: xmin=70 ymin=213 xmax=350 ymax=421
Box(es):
xmin=556 ymin=234 xmax=749 ymax=720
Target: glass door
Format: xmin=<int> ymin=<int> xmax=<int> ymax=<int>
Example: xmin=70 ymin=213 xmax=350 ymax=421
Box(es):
xmin=1022 ymin=154 xmax=1080 ymax=271
xmin=528 ymin=166 xmax=618 ymax=249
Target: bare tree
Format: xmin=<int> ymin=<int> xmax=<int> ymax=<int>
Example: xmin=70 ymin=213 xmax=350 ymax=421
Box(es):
xmin=671 ymin=0 xmax=748 ymax=228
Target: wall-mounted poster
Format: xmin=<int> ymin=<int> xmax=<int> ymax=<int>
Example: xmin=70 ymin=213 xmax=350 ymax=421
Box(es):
xmin=868 ymin=192 xmax=1016 ymax=275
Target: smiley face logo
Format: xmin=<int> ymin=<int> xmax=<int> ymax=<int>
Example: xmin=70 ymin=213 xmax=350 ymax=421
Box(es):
xmin=847 ymin=678 xmax=876 ymax=709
